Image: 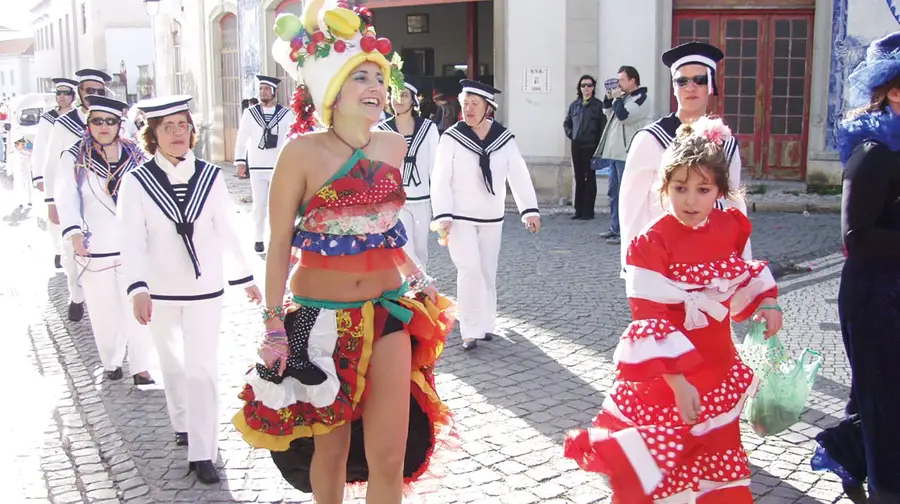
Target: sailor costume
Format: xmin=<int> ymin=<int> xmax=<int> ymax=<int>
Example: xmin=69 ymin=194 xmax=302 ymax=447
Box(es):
xmin=233 ymin=75 xmax=296 ymax=250
xmin=618 ymin=42 xmax=750 ymax=276
xmin=431 ymin=80 xmax=539 ymax=344
xmin=54 ymin=95 xmax=156 ymax=381
xmin=376 ymin=80 xmax=439 ymax=270
xmin=119 ymin=95 xmax=256 ymax=471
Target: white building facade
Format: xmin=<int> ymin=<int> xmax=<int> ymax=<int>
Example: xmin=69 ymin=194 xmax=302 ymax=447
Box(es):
xmin=151 ymin=0 xmax=900 ymax=199
xmin=0 ymin=38 xmax=36 ymax=98
xmin=30 ymin=0 xmax=154 ymax=102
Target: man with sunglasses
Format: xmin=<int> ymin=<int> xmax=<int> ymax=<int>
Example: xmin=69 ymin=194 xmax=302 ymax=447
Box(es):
xmin=233 ymin=75 xmax=295 ymax=254
xmin=616 ymin=42 xmax=749 ymax=277
xmin=42 ymin=68 xmax=113 ymax=322
xmin=31 ymin=77 xmax=78 ymax=270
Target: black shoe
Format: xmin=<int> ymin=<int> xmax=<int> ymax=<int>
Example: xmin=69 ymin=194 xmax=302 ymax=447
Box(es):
xmin=462 ymin=340 xmax=477 ymax=351
xmin=68 ymin=302 xmax=84 ymax=322
xmin=188 ymin=460 xmax=220 ymax=484
xmin=54 ymin=255 xmax=62 ymax=269
xmin=582 ymin=215 xmax=595 ymax=220
xmin=132 ymin=374 xmax=155 ymax=385
xmin=254 ymin=241 xmax=264 ymax=253
xmin=606 ymin=236 xmax=621 ymax=245
xmin=106 ymin=367 xmax=123 ymax=381
xmin=174 ymin=432 xmax=188 ymax=446
xmin=570 ymin=214 xmax=583 ymax=220
xmin=483 ymin=333 xmax=496 ymax=341
xmin=598 ymin=230 xmax=616 ymax=239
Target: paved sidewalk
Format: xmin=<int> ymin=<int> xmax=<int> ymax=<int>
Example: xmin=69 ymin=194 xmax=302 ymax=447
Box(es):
xmin=1 ymin=171 xmax=858 ymax=504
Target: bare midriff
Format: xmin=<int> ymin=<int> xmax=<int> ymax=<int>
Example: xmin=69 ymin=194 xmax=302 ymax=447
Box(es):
xmin=289 ymin=264 xmax=403 ymax=303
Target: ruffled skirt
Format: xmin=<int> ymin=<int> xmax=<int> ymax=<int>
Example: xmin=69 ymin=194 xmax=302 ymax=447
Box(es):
xmin=564 ymin=357 xmax=759 ymax=503
xmin=232 ymin=292 xmax=455 ymax=492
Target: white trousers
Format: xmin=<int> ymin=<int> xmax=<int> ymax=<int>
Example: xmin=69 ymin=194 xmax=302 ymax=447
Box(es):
xmin=47 ymin=221 xmax=64 ymax=255
xmin=148 ymin=299 xmax=223 ymax=462
xmin=399 ymin=201 xmax=432 ymax=271
xmin=447 ymin=221 xmax=503 ymax=341
xmin=62 ymin=238 xmax=85 ymax=304
xmin=14 ymin=166 xmax=31 ymax=206
xmin=77 ymin=256 xmax=156 ymax=372
xmin=249 ymin=169 xmax=273 ymax=243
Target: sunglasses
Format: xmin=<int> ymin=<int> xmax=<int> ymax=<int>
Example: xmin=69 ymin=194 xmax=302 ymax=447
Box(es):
xmin=673 ymin=75 xmax=709 ymax=88
xmin=89 ymin=117 xmax=121 ymax=127
xmin=580 ymin=83 xmax=595 ymax=88
xmin=55 ymin=90 xmax=74 ymax=96
xmin=83 ymin=87 xmax=107 ymax=96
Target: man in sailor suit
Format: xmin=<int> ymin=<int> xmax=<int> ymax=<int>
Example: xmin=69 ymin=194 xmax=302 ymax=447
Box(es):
xmin=376 ymin=79 xmax=440 ymax=270
xmin=617 ymin=42 xmax=750 ymax=277
xmin=234 ymin=75 xmax=296 ymax=253
xmin=42 ymin=69 xmax=113 ymax=322
xmin=432 ymin=80 xmax=541 ymax=351
xmin=32 ymin=77 xmax=77 ymax=270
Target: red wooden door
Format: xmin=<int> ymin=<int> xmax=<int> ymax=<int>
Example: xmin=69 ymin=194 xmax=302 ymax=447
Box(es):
xmin=672 ymin=10 xmax=813 ymax=181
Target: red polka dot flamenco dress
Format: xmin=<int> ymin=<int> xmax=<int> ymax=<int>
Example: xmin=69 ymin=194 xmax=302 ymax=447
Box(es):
xmin=564 ymin=208 xmax=778 ymax=504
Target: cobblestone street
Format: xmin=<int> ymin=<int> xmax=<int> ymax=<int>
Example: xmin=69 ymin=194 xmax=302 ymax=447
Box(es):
xmin=1 ymin=169 xmax=858 ymax=504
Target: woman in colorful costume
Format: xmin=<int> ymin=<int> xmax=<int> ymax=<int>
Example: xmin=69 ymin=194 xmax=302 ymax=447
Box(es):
xmin=376 ymin=79 xmax=439 ymax=272
xmin=232 ymin=1 xmax=454 ymax=502
xmin=54 ymin=95 xmax=157 ymax=385
xmin=832 ymin=31 xmax=900 ymax=502
xmin=563 ymin=117 xmax=783 ymax=503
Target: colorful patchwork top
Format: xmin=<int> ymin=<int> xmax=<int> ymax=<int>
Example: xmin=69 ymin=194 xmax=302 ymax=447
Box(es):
xmin=292 ymin=149 xmax=407 ymax=267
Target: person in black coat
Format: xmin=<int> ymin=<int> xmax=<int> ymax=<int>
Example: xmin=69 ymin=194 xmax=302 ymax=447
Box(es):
xmin=833 ymin=31 xmax=900 ymax=504
xmin=564 ymin=74 xmax=607 ymax=219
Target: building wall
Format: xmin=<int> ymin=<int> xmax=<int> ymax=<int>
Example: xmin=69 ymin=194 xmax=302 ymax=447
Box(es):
xmin=0 ymin=56 xmax=36 ymax=96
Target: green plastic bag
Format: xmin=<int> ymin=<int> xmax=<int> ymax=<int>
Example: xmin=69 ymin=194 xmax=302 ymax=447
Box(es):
xmin=738 ymin=321 xmax=822 ymax=437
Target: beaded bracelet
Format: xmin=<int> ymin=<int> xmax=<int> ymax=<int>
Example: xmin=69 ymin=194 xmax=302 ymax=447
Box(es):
xmin=407 ymin=272 xmax=435 ymax=293
xmin=262 ymin=305 xmax=285 ymax=322
xmin=757 ymin=304 xmax=783 ymax=313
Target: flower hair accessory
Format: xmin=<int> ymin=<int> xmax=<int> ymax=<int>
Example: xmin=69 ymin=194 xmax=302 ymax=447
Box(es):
xmin=271 ymin=0 xmax=405 ymax=132
xmin=684 ymin=116 xmax=733 ymax=146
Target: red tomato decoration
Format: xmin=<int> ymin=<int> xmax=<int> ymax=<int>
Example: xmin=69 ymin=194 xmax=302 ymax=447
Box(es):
xmin=290 ymin=37 xmax=304 ymax=51
xmin=376 ymin=38 xmax=392 ymax=55
xmin=333 ymin=40 xmax=347 ymax=53
xmin=312 ymin=31 xmax=326 ymax=43
xmin=360 ymin=36 xmax=377 ymax=53
xmin=306 ymin=42 xmax=317 ymax=55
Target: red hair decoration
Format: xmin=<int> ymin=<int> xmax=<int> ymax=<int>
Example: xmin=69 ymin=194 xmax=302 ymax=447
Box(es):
xmin=289 ymin=84 xmax=318 ymax=137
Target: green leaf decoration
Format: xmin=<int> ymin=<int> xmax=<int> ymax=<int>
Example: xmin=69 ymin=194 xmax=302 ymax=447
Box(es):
xmin=316 ymin=44 xmax=331 ymax=59
xmin=390 ymin=51 xmax=404 ymax=71
xmin=389 ymin=66 xmax=405 ymax=102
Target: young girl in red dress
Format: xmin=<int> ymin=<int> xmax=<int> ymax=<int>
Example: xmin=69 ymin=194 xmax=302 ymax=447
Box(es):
xmin=564 ymin=117 xmax=784 ymax=503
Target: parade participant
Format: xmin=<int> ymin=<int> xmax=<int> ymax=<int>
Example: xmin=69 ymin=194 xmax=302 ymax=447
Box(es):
xmin=233 ymin=2 xmax=454 ymax=501
xmin=118 ymin=94 xmax=262 ymax=484
xmin=32 ymin=77 xmax=77 ymax=269
xmin=834 ymin=31 xmax=900 ymax=502
xmin=43 ymin=69 xmax=113 ymax=322
xmin=9 ymin=137 xmax=33 ymax=210
xmin=376 ymin=79 xmax=439 ymax=270
xmin=431 ymin=79 xmax=541 ymax=351
xmin=617 ymin=42 xmax=748 ymax=276
xmin=234 ymin=75 xmax=296 ymax=253
xmin=563 ymin=117 xmax=782 ymax=503
xmin=54 ymin=95 xmax=156 ymax=384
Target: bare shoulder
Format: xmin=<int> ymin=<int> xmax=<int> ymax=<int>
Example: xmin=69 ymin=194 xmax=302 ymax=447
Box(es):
xmin=277 ymin=132 xmax=329 ymax=174
xmin=372 ymin=130 xmax=406 ymax=167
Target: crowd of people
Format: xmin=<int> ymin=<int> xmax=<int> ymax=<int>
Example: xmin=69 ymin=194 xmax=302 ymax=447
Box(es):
xmin=7 ymin=0 xmax=900 ymax=498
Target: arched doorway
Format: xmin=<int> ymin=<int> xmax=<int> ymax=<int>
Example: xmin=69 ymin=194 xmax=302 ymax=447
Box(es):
xmin=272 ymin=0 xmax=303 ymax=106
xmin=220 ymin=13 xmax=240 ymax=161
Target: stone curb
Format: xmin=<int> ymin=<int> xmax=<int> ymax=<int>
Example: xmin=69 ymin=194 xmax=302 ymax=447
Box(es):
xmin=749 ymin=201 xmax=841 ymax=213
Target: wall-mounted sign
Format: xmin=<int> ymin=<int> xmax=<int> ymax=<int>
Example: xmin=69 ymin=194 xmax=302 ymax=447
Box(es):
xmin=523 ymin=67 xmax=549 ymax=93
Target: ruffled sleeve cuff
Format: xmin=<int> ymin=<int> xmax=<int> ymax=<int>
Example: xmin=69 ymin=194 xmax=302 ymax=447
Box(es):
xmin=730 ymin=263 xmax=778 ymax=322
xmin=613 ymin=318 xmax=703 ymax=382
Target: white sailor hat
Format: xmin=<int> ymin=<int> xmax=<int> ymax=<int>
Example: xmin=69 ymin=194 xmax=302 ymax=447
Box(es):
xmin=135 ymin=95 xmax=194 ymax=119
xmin=51 ymin=78 xmax=79 ymax=90
xmin=398 ymin=77 xmax=420 ymax=105
xmin=256 ymin=75 xmax=282 ymax=89
xmin=460 ymin=79 xmax=500 ymax=109
xmin=661 ymin=42 xmax=724 ymax=96
xmin=84 ymin=95 xmax=128 ymax=118
xmin=75 ymin=68 xmax=113 ymax=84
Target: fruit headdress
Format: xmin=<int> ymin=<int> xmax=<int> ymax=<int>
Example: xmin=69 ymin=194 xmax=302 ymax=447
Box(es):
xmin=272 ymin=0 xmax=404 ymax=132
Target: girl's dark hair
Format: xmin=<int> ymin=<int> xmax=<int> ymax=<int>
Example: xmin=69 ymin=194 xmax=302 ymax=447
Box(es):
xmin=576 ymin=74 xmax=597 ymax=100
xmin=390 ymin=88 xmax=419 ymax=117
xmin=139 ymin=113 xmax=197 ymax=155
xmin=660 ymin=121 xmax=740 ymax=202
xmin=846 ymin=74 xmax=900 ymax=118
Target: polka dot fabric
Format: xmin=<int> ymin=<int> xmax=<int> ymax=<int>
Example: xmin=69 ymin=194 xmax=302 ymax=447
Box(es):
xmin=623 ymin=318 xmax=681 ymax=341
xmin=667 ymin=254 xmax=769 ymax=286
xmin=256 ymin=306 xmax=328 ymax=386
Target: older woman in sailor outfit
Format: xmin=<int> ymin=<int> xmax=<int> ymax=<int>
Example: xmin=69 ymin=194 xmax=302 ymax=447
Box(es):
xmin=43 ymin=69 xmax=113 ymax=322
xmin=234 ymin=75 xmax=297 ymax=253
xmin=618 ymin=42 xmax=749 ymax=275
xmin=118 ymin=95 xmax=262 ymax=484
xmin=432 ymin=80 xmax=541 ymax=350
xmin=376 ymin=79 xmax=439 ymax=270
xmin=54 ymin=95 xmax=157 ymax=384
